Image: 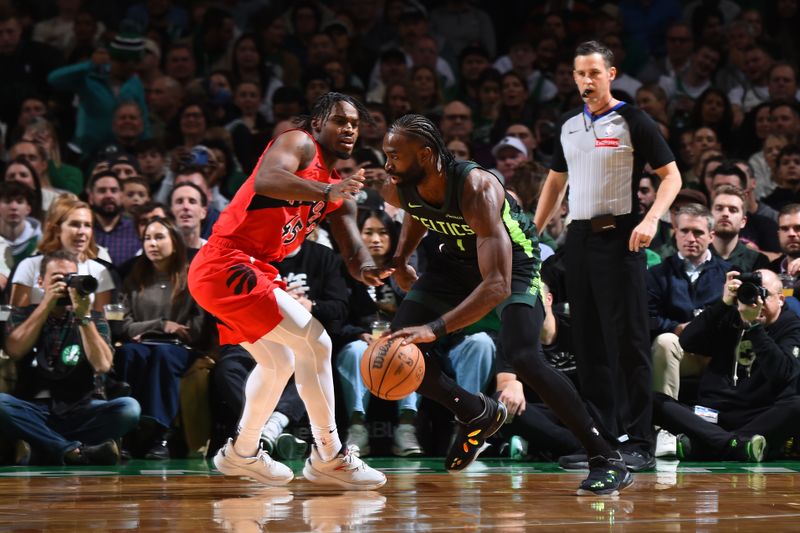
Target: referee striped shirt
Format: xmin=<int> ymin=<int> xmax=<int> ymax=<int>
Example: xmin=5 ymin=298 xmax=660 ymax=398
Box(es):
xmin=551 ymin=102 xmax=674 ymax=220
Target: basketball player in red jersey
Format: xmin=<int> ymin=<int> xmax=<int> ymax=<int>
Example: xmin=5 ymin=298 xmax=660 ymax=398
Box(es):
xmin=189 ymin=93 xmax=390 ymax=489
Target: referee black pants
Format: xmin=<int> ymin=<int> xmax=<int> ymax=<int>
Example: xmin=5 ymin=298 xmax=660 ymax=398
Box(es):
xmin=565 ymin=217 xmax=654 ymax=453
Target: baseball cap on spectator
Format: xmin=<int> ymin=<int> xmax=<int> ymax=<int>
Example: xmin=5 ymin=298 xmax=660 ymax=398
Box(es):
xmin=380 ymin=48 xmax=406 ymax=64
xmin=110 ymin=154 xmax=142 ymax=173
xmin=492 ymin=136 xmax=528 ymax=159
xmin=142 ymin=38 xmax=161 ymax=62
xmin=672 ymin=188 xmax=708 ymax=208
xmin=109 ymin=32 xmax=145 ymax=62
xmin=323 ymin=19 xmax=352 ymax=38
xmin=400 ymin=0 xmax=428 ymax=20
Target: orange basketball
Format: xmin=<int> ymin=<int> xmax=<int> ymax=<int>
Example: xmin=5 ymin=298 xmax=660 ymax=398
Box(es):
xmin=360 ymin=336 xmax=425 ymax=400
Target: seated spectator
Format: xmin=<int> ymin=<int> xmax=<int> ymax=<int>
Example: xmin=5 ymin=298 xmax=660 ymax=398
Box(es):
xmin=88 ymin=172 xmax=140 ymax=266
xmin=121 ymin=176 xmax=151 ymax=215
xmin=169 ymin=183 xmax=208 ymax=256
xmin=23 ymin=117 xmax=84 ymax=195
xmin=491 ymin=136 xmax=528 ymax=184
xmin=11 ymin=197 xmax=114 ymax=312
xmin=108 ymin=154 xmax=141 ymax=181
xmin=226 ymin=80 xmax=271 ymax=175
xmin=172 ymin=165 xmax=222 ymax=239
xmin=654 ymin=189 xmax=709 ymax=259
xmin=106 ymin=101 xmax=148 ymax=157
xmin=770 ymin=204 xmax=800 ymax=276
xmin=135 ymin=140 xmax=170 ymax=199
xmin=8 ymin=140 xmax=62 ymax=212
xmin=132 ymin=202 xmax=168 ymax=239
xmin=47 ymin=33 xmax=149 ymax=158
xmin=655 ymin=270 xmax=800 ymax=461
xmin=648 ymin=204 xmax=729 ymax=400
xmin=0 ymin=182 xmax=42 ymax=281
xmin=0 ymin=251 xmax=140 ymax=465
xmin=114 ymin=218 xmax=206 ymax=459
xmin=763 ymin=144 xmax=800 ymax=210
xmin=725 ymin=160 xmax=781 ymax=251
xmin=710 ymin=184 xmax=770 ymax=272
xmin=3 ymin=158 xmax=44 ymax=222
xmin=336 ymin=209 xmax=423 ymax=457
xmin=750 ymin=133 xmax=788 ymax=201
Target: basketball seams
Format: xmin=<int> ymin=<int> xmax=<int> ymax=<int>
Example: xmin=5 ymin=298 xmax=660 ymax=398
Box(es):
xmin=384 ymin=344 xmax=423 ymax=400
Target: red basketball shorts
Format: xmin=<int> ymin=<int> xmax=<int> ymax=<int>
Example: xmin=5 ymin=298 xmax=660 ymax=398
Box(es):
xmin=188 ymin=242 xmax=286 ymax=345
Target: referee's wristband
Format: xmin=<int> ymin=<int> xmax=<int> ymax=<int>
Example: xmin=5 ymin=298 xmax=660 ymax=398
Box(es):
xmin=427 ymin=317 xmax=446 ymax=339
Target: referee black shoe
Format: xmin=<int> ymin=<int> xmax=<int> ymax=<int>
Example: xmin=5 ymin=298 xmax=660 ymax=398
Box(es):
xmin=446 ymin=393 xmax=507 ymax=471
xmin=577 ymin=452 xmax=633 ymax=496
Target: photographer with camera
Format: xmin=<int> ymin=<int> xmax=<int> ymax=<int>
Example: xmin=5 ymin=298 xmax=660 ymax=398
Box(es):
xmin=653 ymin=269 xmax=800 ymax=461
xmin=0 ymin=251 xmax=140 ymax=465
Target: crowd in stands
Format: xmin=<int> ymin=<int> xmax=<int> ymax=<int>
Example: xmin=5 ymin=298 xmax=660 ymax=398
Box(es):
xmin=1 ymin=0 xmax=800 ymax=467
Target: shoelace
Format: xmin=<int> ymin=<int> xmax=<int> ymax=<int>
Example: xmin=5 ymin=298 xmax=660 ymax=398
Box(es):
xmin=339 ymin=445 xmax=366 ymax=471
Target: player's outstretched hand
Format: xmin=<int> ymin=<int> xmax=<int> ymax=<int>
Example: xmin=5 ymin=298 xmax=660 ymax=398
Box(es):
xmin=330 ymin=170 xmax=365 ymax=201
xmin=361 ymin=265 xmax=395 ymax=286
xmin=387 ymin=324 xmax=435 ymax=345
xmin=392 ymin=262 xmax=417 ymax=291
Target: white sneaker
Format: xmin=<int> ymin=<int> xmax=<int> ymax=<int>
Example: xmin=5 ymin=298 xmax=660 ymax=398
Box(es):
xmin=346 ymin=423 xmax=370 ymax=456
xmin=303 ymin=445 xmax=387 ymax=490
xmin=655 ymin=429 xmax=678 ymax=458
xmin=392 ymin=423 xmax=423 ymax=456
xmin=213 ymin=438 xmax=294 ymax=486
xmin=509 ymin=435 xmax=529 ymax=461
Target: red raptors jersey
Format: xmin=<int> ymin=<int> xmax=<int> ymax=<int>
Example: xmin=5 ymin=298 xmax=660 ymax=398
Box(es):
xmin=208 ymin=129 xmax=343 ymax=262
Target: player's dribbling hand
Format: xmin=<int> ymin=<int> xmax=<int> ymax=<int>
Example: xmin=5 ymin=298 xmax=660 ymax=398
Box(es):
xmin=388 ymin=324 xmax=435 ymax=345
xmin=361 ymin=265 xmax=395 ymax=286
xmin=392 ymin=262 xmax=418 ymax=291
xmin=330 ymin=171 xmax=365 ymax=201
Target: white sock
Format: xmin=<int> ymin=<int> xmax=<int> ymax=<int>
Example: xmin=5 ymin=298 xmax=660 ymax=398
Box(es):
xmin=312 ymin=423 xmax=343 ymax=461
xmin=262 ymin=412 xmax=289 ymax=442
xmin=234 ymin=426 xmax=262 ymax=458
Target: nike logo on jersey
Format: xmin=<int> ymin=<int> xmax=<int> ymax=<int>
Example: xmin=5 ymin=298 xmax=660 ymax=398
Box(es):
xmin=568 ymin=129 xmax=580 ymax=134
xmin=408 ymin=203 xmax=423 ymax=208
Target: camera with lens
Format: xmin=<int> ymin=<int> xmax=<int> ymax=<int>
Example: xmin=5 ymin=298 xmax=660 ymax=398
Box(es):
xmin=57 ymin=274 xmax=99 ymax=305
xmin=735 ymin=272 xmax=768 ymax=306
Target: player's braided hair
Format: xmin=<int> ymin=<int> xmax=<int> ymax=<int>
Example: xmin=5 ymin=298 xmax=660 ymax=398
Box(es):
xmin=295 ymin=92 xmax=375 ymax=132
xmin=388 ymin=113 xmax=455 ymax=171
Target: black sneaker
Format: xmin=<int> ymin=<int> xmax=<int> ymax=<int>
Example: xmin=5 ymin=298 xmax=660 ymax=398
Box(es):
xmin=65 ymin=440 xmax=120 ymax=466
xmin=144 ymin=440 xmax=170 ymax=461
xmin=621 ymin=450 xmax=656 ymax=472
xmin=676 ymin=434 xmax=692 ymax=460
xmin=728 ymin=435 xmax=766 ymax=462
xmin=577 ymin=452 xmax=633 ymax=496
xmin=446 ymin=393 xmax=507 ymax=471
xmin=558 ymin=453 xmax=589 ymax=470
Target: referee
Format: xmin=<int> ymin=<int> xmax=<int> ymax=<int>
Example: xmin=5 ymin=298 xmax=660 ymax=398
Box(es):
xmin=534 ymin=41 xmax=681 ymax=471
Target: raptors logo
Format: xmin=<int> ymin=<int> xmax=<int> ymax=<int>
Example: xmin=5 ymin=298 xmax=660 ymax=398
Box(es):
xmin=226 ymin=264 xmax=257 ymax=295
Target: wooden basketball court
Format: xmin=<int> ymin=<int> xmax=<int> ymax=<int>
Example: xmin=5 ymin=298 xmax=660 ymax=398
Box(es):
xmin=2 ymin=458 xmax=800 ymax=531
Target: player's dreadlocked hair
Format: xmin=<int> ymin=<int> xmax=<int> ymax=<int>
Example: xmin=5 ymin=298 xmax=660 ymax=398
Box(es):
xmin=295 ymin=92 xmax=375 ymax=131
xmin=388 ymin=113 xmax=455 ymax=171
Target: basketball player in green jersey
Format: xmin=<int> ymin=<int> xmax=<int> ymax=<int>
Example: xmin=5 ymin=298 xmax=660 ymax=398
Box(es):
xmin=381 ymin=114 xmax=632 ymax=496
